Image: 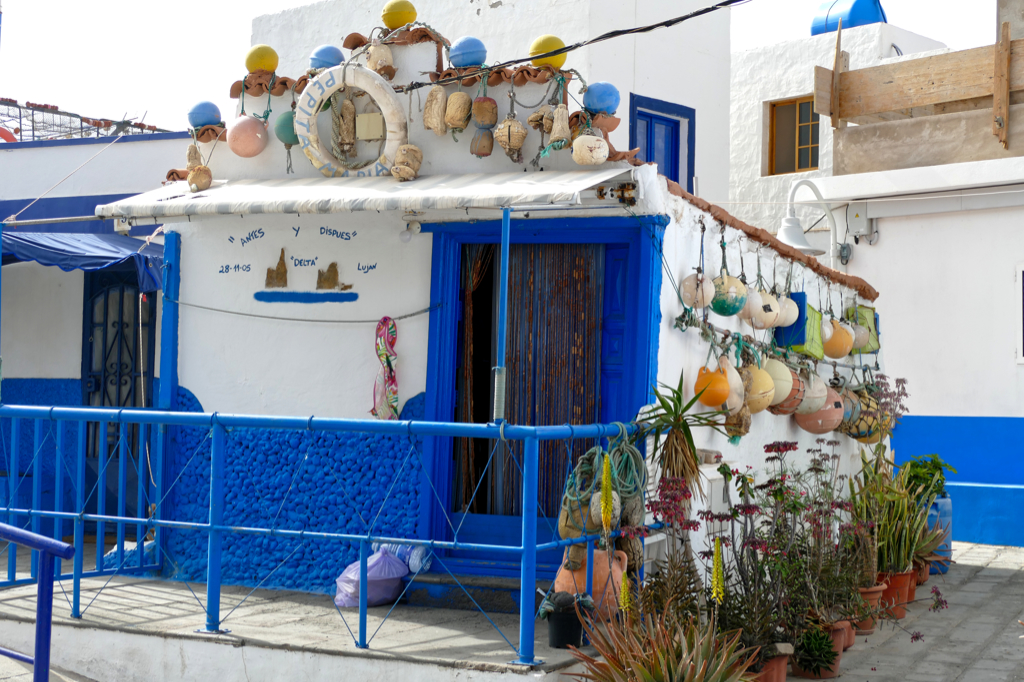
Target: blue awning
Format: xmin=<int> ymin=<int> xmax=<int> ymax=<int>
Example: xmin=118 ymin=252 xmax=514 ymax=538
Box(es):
xmin=1 ymin=232 xmax=164 ymax=292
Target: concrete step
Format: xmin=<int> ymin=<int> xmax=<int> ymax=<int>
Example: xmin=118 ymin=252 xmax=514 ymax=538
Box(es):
xmin=0 ymin=657 xmax=99 ymax=682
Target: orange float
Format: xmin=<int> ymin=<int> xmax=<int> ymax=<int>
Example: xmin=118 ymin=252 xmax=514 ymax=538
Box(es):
xmin=695 ymin=367 xmax=730 ymax=406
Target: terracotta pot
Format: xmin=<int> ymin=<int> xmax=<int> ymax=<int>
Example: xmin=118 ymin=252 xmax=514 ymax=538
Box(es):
xmin=879 ymin=570 xmax=915 ymax=619
xmin=855 ymin=582 xmax=886 ymax=634
xmin=839 ymin=620 xmax=855 ymax=649
xmin=916 ymin=561 xmax=930 ymax=585
xmin=907 ymin=573 xmax=918 ymax=604
xmin=554 ymin=548 xmax=627 ymax=620
xmin=792 ymin=626 xmax=844 ymax=679
xmin=754 ymin=654 xmax=789 ymax=682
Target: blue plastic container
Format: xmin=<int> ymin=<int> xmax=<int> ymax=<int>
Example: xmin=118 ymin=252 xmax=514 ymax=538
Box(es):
xmin=449 ymin=36 xmax=487 ymax=68
xmin=811 ymin=0 xmax=887 ymax=36
xmin=187 ymin=101 xmax=222 ymax=129
xmin=928 ymin=496 xmax=952 ymax=574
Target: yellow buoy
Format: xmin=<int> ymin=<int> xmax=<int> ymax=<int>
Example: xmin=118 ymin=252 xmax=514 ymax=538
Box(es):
xmin=245 ymin=44 xmax=279 ymax=73
xmin=823 ymin=319 xmax=853 ymax=359
xmin=382 ymin=0 xmax=417 ymax=29
xmin=745 ymin=366 xmax=776 ymax=414
xmin=530 ymin=35 xmax=567 ymax=69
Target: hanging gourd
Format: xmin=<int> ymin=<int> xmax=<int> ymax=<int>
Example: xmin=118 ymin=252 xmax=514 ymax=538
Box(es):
xmin=681 ymin=273 xmax=715 ymax=309
xmin=764 ymin=359 xmax=793 ymax=407
xmin=767 ymin=367 xmax=805 ymax=416
xmin=572 ymin=128 xmax=609 ymax=165
xmin=719 ymin=356 xmax=745 ymax=417
xmin=583 ymin=82 xmax=621 ymax=116
xmin=245 ymin=44 xmax=279 ymax=73
xmin=366 ymin=42 xmax=395 ymax=79
xmin=823 ymin=319 xmax=853 ymax=358
xmin=795 ymin=387 xmax=844 ymax=434
xmin=449 ymin=36 xmax=487 ymax=67
xmin=695 ymin=366 xmax=730 ymax=407
xmin=391 ymin=144 xmax=423 ymax=181
xmin=445 ymin=91 xmax=473 ymax=135
xmin=382 ymin=0 xmax=417 ymax=30
xmin=529 ymin=34 xmax=567 ymax=69
xmin=749 ymin=290 xmax=780 ymax=329
xmin=494 ymin=115 xmax=528 ymax=163
xmin=738 ymin=288 xmax=763 ymax=322
xmin=745 ymin=363 xmax=776 ymax=414
xmin=776 ymin=296 xmax=800 ymax=328
xmin=310 ymin=45 xmax=345 ymax=70
xmin=188 ymin=101 xmax=222 ymax=129
xmin=470 ymin=96 xmax=497 ymax=158
xmin=423 ymin=85 xmax=448 ymax=136
xmin=227 ymin=114 xmax=269 ymax=158
xmin=796 ymin=372 xmax=828 ymax=415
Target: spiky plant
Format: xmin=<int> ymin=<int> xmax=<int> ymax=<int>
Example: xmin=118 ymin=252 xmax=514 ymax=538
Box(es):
xmin=601 ymin=453 xmax=614 ymax=534
xmin=571 ymin=612 xmax=758 ymax=682
xmin=639 ymin=552 xmax=702 ymax=624
xmin=793 ymin=627 xmax=838 ymax=677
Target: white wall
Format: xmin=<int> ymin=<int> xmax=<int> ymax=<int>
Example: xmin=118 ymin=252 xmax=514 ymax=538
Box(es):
xmin=846 ymin=204 xmax=1024 ymax=418
xmin=729 ymin=23 xmax=947 ymax=232
xmin=0 ymin=263 xmax=83 ymax=379
xmin=174 ymin=212 xmax=431 ymax=416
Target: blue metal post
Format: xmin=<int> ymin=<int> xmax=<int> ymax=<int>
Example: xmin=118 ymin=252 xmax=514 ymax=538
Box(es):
xmin=31 ymin=420 xmax=41 ymax=579
xmin=517 ymin=436 xmax=539 ymax=666
xmin=358 ymin=539 xmax=369 ymax=649
xmin=205 ymin=423 xmax=225 ymax=632
xmin=71 ymin=421 xmax=85 ymax=618
xmin=493 ymin=206 xmax=511 ymax=422
xmin=33 ymin=551 xmax=54 ymax=682
xmin=586 ymin=539 xmax=594 ymax=596
xmin=53 ymin=425 xmax=64 ymax=578
xmin=8 ymin=418 xmax=19 ymax=581
xmin=95 ymin=421 xmax=107 ymax=571
xmin=117 ymin=423 xmax=127 ymax=566
xmin=136 ymin=424 xmax=147 ymax=569
xmin=153 ymin=424 xmax=165 ymax=568
xmin=158 ymin=232 xmax=181 ymax=411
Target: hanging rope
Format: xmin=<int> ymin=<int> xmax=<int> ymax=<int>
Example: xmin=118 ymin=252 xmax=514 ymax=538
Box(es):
xmin=559 ymin=427 xmax=645 ymax=533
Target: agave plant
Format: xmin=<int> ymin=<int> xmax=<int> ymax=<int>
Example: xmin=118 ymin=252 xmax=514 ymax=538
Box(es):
xmin=640 ymin=371 xmax=725 ymax=501
xmin=571 ymin=610 xmax=758 ymax=682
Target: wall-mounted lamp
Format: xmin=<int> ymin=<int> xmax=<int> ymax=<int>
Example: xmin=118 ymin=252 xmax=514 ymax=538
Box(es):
xmin=778 ymin=179 xmax=840 ymax=270
xmin=400 ymin=211 xmax=424 ymax=243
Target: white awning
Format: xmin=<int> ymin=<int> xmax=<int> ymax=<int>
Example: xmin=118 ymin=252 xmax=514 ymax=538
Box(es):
xmin=95 ymin=168 xmax=633 ymax=219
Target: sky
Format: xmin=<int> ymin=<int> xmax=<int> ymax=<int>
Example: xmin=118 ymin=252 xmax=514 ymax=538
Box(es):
xmin=0 ymin=0 xmax=1000 ymax=132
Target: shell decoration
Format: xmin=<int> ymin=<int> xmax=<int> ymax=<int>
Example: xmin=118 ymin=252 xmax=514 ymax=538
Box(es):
xmin=391 ymin=144 xmax=423 ymax=181
xmin=423 ymin=85 xmax=449 ymax=137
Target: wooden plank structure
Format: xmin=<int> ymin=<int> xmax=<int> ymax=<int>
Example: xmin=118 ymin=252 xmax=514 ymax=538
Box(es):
xmin=814 ymin=21 xmax=1018 ymax=149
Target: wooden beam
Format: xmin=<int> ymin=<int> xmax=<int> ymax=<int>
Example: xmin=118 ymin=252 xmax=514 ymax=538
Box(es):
xmin=830 ymin=19 xmax=843 ymax=128
xmin=995 ymin=21 xmax=1011 ymax=148
xmin=814 ymin=66 xmax=833 ymax=116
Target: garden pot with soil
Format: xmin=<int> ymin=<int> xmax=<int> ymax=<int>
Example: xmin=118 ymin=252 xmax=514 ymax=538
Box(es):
xmin=879 ymin=570 xmax=915 ymax=619
xmin=791 ymin=625 xmax=844 ymax=679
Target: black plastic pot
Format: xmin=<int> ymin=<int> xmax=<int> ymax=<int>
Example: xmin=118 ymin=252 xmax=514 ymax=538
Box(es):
xmin=548 ymin=610 xmax=584 ymax=649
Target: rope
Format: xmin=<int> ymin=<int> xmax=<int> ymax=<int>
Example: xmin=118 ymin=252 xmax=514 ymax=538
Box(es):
xmin=172 ymin=299 xmax=437 ymax=324
xmin=559 ymin=426 xmax=645 ymax=533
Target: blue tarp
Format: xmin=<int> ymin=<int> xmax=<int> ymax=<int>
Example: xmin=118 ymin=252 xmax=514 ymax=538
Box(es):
xmin=1 ymin=232 xmax=164 ymax=292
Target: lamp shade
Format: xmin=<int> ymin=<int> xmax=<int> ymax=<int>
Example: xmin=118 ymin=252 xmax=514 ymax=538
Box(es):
xmin=778 ymin=216 xmax=825 ymax=256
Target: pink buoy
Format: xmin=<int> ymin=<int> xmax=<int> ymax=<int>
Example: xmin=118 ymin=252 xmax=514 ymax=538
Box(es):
xmin=227 ymin=115 xmax=269 ymax=158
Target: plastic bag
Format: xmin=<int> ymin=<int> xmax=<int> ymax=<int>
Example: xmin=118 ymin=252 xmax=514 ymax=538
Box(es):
xmin=372 ymin=542 xmax=433 ymax=574
xmin=334 ymin=548 xmax=410 ymax=608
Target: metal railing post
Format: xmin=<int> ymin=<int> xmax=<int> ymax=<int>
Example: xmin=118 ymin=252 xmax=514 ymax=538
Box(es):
xmin=358 ymin=539 xmax=369 ymax=649
xmin=205 ymin=423 xmax=226 ymax=632
xmin=517 ymin=435 xmax=539 ymax=666
xmin=586 ymin=539 xmax=595 ymax=596
xmin=30 ymin=420 xmax=42 ymax=579
xmin=33 ymin=551 xmax=54 ymax=682
xmin=8 ymin=418 xmax=19 ymax=581
xmin=71 ymin=421 xmax=86 ymax=617
xmin=53 ymin=425 xmax=64 ymax=579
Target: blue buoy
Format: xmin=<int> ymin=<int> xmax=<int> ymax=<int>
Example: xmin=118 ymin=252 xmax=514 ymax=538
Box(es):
xmin=187 ymin=101 xmax=222 ymax=129
xmin=583 ymin=82 xmax=620 ymax=116
xmin=310 ymin=45 xmax=345 ymax=70
xmin=449 ymin=36 xmax=487 ymax=68
xmin=811 ymin=0 xmax=887 ymax=36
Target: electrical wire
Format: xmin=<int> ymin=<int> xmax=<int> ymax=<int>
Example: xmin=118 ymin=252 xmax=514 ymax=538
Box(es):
xmin=396 ymin=0 xmax=752 ymax=93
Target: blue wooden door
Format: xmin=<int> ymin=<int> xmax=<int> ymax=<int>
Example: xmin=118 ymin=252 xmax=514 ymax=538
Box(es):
xmin=635 ymin=110 xmax=681 ymax=184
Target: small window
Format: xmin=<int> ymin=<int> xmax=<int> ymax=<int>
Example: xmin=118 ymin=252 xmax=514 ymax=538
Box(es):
xmin=770 ymin=96 xmax=819 ymax=175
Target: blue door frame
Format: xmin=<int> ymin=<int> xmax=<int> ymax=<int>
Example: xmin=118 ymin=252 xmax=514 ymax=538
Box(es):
xmin=630 ymin=94 xmax=696 ymax=194
xmin=420 ymin=214 xmax=667 ymax=576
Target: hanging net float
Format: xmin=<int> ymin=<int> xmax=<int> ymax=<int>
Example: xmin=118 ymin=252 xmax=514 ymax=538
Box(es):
xmin=844 ymin=390 xmax=882 ymax=443
xmin=768 ymin=367 xmax=806 ymax=416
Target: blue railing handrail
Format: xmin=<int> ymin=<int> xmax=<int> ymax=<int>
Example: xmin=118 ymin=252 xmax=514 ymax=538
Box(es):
xmin=0 ymin=523 xmax=73 ymax=561
xmin=0 ymin=405 xmax=635 ymax=441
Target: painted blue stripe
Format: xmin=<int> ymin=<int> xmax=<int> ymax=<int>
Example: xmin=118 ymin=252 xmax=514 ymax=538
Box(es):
xmin=947 ymin=482 xmax=1024 ymax=490
xmin=253 ymin=291 xmax=359 ymax=303
xmin=1 ymin=131 xmax=188 ymax=150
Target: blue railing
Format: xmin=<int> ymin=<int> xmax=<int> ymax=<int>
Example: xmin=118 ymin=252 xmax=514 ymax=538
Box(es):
xmin=0 ymin=404 xmax=635 ymax=666
xmin=0 ymin=521 xmax=75 ymax=682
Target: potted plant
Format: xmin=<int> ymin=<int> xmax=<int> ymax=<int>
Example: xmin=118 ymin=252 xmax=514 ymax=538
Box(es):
xmin=791 ymin=626 xmax=841 ymax=679
xmin=538 ymin=591 xmax=594 ymax=649
xmin=903 ymin=453 xmax=957 ymax=575
xmin=874 ymin=463 xmax=934 ymax=619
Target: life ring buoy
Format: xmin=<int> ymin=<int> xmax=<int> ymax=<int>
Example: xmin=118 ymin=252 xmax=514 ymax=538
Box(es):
xmin=0 ymin=128 xmax=16 ymax=143
xmin=293 ymin=64 xmax=408 ymax=178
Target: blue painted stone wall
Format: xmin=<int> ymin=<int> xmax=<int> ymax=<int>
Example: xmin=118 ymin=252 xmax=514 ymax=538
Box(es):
xmin=162 ymin=387 xmax=425 ymax=594
xmin=0 ymin=379 xmax=83 ymax=528
xmin=893 ymin=415 xmax=1024 ymax=547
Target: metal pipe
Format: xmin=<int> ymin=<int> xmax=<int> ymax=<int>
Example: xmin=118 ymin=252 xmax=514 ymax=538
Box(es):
xmin=8 ymin=418 xmax=19 ymax=581
xmin=0 ymin=522 xmax=73 ymax=560
xmin=493 ymin=206 xmax=511 ymax=422
xmin=205 ymin=423 xmax=226 ymax=633
xmin=517 ymin=436 xmax=539 ymax=666
xmin=788 ymin=179 xmax=840 ymax=270
xmin=33 ymin=551 xmax=54 ymax=682
xmin=358 ymin=540 xmax=369 ymax=649
xmin=72 ymin=421 xmax=85 ymax=618
xmin=30 ymin=421 xmax=42 ymax=579
xmin=0 ymin=215 xmax=105 ymax=228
